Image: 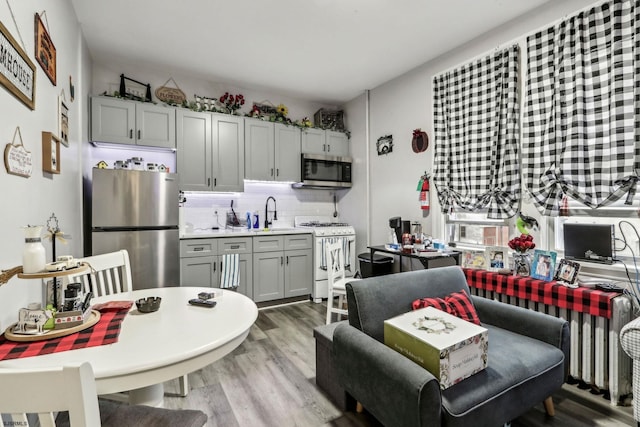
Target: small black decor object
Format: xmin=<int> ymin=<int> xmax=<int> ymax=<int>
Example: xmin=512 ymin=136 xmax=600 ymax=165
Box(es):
xmin=377 ymin=135 xmax=393 ymax=155
xmin=119 ymin=74 xmax=152 ymax=102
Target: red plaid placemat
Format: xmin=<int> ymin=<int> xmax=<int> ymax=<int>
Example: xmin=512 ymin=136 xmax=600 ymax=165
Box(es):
xmin=464 ymin=268 xmax=619 ymax=318
xmin=0 ymin=308 xmax=128 ymax=361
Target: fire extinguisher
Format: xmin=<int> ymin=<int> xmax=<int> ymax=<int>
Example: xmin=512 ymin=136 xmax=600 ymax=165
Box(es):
xmin=417 ymin=172 xmax=430 ymax=211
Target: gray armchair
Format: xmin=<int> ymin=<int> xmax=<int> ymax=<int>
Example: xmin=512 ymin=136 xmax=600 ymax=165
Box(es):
xmin=333 ymin=266 xmax=570 ymax=427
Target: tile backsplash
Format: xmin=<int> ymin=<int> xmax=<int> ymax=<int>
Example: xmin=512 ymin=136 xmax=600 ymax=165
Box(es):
xmin=181 ymin=181 xmax=342 ymax=231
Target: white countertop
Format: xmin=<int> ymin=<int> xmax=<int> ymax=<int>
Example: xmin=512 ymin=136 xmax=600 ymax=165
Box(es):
xmin=180 ymin=227 xmax=312 ymax=239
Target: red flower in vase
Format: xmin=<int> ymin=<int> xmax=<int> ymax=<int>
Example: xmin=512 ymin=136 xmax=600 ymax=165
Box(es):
xmin=508 ymin=234 xmax=535 ymax=253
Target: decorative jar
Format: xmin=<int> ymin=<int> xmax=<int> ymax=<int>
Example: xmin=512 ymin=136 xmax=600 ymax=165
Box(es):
xmin=22 ymin=225 xmax=46 ymax=273
xmin=513 ymin=252 xmax=532 ymax=277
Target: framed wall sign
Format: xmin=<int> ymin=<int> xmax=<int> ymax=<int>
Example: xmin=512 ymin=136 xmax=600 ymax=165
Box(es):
xmin=0 ymin=21 xmax=36 ymax=110
xmin=58 ymin=94 xmax=69 ymax=146
xmin=35 ymin=12 xmax=56 ymax=85
xmin=4 ymin=127 xmax=33 ymax=177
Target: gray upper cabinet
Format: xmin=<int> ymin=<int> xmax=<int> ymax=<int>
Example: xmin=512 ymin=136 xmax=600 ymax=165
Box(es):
xmin=325 ymin=130 xmax=350 ymax=157
xmin=177 ymin=110 xmax=244 ymax=192
xmin=212 ymin=113 xmax=244 ymax=192
xmin=245 ymin=118 xmax=300 ymax=182
xmin=301 ymin=128 xmax=349 ymax=157
xmin=275 ymin=123 xmax=301 ymax=182
xmin=245 ymin=119 xmax=275 ymax=181
xmin=177 ymin=110 xmax=212 ymax=191
xmin=91 ymin=96 xmax=176 ymax=149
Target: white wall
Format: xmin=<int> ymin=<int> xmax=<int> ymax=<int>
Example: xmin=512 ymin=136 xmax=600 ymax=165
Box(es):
xmin=357 ymin=0 xmax=598 ymax=248
xmin=0 ymin=0 xmax=90 ymax=329
xmin=91 ymin=60 xmax=339 ymax=124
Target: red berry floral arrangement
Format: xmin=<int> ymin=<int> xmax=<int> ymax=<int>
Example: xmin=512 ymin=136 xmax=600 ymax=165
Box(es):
xmin=508 ymin=234 xmax=535 ymax=253
xmin=219 ymin=92 xmax=245 ymax=114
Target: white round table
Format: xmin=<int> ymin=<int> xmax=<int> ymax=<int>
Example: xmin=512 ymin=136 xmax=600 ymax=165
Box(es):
xmin=0 ymin=287 xmax=258 ymax=406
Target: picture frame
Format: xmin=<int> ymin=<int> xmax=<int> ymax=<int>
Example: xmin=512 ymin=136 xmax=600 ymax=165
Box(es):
xmin=58 ymin=94 xmax=69 ymax=146
xmin=41 ymin=131 xmax=60 ymax=174
xmin=35 ymin=13 xmax=56 ymax=85
xmin=119 ymin=73 xmax=152 ymax=102
xmin=554 ymin=259 xmax=581 ymax=284
xmin=461 ymin=249 xmax=488 ymax=269
xmin=0 ymin=21 xmax=36 ymax=110
xmin=530 ymin=249 xmax=557 ymax=282
xmin=485 ymin=246 xmax=507 ymax=271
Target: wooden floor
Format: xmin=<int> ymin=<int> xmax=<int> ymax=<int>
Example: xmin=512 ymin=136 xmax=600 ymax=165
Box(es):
xmin=161 ymin=300 xmax=636 ymax=427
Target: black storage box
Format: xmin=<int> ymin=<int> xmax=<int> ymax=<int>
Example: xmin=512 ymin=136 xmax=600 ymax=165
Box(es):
xmin=358 ymin=253 xmax=393 ymax=278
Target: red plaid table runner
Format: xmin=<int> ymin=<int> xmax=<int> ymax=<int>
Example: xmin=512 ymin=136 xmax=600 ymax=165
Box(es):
xmin=0 ymin=308 xmax=128 ymax=361
xmin=464 ymin=268 xmax=619 ymax=318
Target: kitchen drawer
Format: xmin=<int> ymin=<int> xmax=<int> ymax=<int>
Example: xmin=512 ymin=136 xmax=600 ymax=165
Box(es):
xmin=253 ymin=235 xmax=284 ymax=253
xmin=218 ymin=237 xmax=253 ymax=254
xmin=180 ymin=239 xmax=218 ymax=257
xmin=284 ymin=234 xmax=312 ymax=250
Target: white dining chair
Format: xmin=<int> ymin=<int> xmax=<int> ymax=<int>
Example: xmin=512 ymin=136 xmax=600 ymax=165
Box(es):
xmin=69 ymin=249 xmax=189 ymax=397
xmin=326 ymin=240 xmax=358 ymax=324
xmin=70 ymin=249 xmax=132 ymax=297
xmin=0 ymin=361 xmax=207 ymax=427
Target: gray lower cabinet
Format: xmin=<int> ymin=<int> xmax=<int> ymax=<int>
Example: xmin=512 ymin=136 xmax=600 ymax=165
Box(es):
xmin=180 ymin=237 xmax=253 ymax=299
xmin=253 ymin=234 xmax=312 ymax=302
xmin=180 ymin=233 xmax=311 ymax=303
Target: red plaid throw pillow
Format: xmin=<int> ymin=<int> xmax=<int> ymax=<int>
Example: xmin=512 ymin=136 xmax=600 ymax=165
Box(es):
xmin=411 ymin=290 xmax=481 ymax=325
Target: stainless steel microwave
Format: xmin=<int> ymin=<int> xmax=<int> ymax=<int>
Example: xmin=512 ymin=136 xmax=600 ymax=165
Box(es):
xmin=292 ymin=153 xmax=352 ymax=189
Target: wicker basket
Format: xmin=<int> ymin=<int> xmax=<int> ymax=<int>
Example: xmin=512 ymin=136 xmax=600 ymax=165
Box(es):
xmin=314 ymin=109 xmax=345 ymax=131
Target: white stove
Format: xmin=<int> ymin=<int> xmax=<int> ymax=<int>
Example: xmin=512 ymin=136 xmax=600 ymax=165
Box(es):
xmin=295 ymin=216 xmax=356 ymax=303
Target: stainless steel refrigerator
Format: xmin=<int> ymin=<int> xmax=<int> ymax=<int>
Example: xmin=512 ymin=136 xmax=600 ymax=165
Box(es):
xmin=91 ymin=168 xmax=180 ymax=289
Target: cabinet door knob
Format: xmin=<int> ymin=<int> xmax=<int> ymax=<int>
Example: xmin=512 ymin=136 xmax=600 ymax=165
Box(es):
xmin=281 ymin=256 xmax=284 ymax=265
xmin=138 ymin=130 xmax=141 ymax=139
xmin=271 ymin=168 xmax=274 ymax=177
xmin=213 ymin=263 xmax=217 ymax=272
xmin=327 ymin=144 xmax=330 ymax=152
xmin=208 ymin=178 xmax=211 ymax=187
xmin=129 ymin=129 xmax=133 ymax=139
xmin=276 ymin=168 xmax=279 ymax=177
xmin=286 ymin=255 xmax=289 ymax=265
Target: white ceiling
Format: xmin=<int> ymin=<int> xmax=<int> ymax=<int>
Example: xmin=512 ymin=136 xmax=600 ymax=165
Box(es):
xmin=71 ymin=0 xmax=551 ymax=105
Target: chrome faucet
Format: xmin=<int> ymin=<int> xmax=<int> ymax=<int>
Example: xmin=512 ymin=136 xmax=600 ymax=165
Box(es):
xmin=264 ymin=196 xmax=277 ymax=229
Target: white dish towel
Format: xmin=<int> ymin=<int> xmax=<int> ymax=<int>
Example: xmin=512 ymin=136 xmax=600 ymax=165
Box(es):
xmin=220 ymin=253 xmax=240 ymax=289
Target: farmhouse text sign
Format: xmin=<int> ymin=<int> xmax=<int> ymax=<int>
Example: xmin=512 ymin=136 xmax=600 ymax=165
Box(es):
xmin=0 ymin=21 xmax=36 ymax=110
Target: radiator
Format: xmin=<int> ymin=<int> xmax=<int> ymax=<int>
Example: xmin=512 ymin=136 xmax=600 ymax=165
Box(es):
xmin=469 ymin=287 xmax=634 ymax=405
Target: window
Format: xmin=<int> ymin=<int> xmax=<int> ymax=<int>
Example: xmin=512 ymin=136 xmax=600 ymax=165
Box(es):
xmin=446 ymin=211 xmax=511 ymax=250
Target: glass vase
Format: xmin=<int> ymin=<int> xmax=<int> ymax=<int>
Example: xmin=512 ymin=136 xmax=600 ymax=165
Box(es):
xmin=513 ymin=252 xmax=531 ymax=277
xmin=22 ymin=225 xmax=46 ymax=273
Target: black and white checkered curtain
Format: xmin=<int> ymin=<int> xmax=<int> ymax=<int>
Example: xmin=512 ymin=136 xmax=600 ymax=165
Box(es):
xmin=522 ymin=0 xmax=639 ymax=216
xmin=433 ymin=46 xmax=520 ymax=219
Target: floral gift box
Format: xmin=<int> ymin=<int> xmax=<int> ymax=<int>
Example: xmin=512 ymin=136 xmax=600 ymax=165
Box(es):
xmin=384 ymin=306 xmax=488 ymax=389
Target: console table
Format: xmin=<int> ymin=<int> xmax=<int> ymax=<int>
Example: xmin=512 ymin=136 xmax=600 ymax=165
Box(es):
xmin=368 ymin=246 xmax=461 ymax=273
xmin=464 ymin=268 xmax=633 ymax=405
